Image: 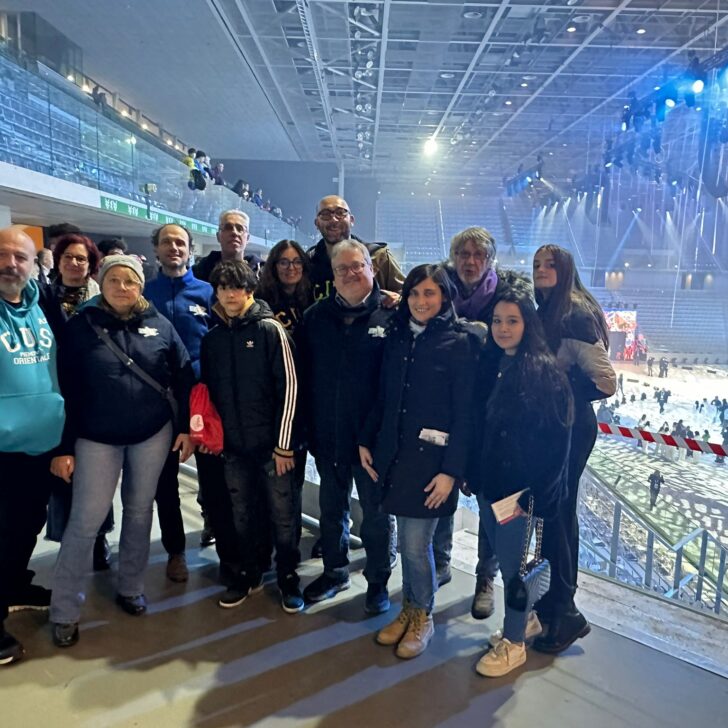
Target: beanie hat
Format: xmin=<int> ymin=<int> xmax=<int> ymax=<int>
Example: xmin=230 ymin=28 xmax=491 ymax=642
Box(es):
xmin=98 ymin=254 xmax=145 ymax=286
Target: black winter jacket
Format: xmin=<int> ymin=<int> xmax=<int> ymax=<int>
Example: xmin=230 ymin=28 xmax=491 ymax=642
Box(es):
xmin=360 ymin=309 xmax=482 ymax=518
xmin=200 ymin=300 xmax=297 ymax=457
xmin=297 ymin=283 xmax=394 ymax=464
xmin=468 ymin=352 xmax=572 ymax=519
xmin=58 ymin=298 xmax=193 ymax=450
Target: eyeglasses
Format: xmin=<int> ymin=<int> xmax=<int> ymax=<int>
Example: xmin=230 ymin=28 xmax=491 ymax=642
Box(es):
xmin=276 ymin=258 xmax=304 ymax=270
xmin=333 ymin=261 xmax=368 ymax=276
xmin=317 ymin=207 xmax=350 ymax=221
xmin=455 ymin=250 xmax=489 ymax=262
xmin=61 ymin=253 xmax=89 ymax=265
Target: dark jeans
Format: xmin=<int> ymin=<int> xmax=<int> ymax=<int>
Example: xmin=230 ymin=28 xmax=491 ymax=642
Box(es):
xmin=46 ymin=479 xmax=114 ymax=543
xmin=155 ymin=449 xmax=186 ymax=555
xmin=195 ymin=452 xmax=240 ymax=580
xmin=0 ymin=451 xmax=55 ymax=624
xmin=539 ymin=403 xmax=597 ymax=614
xmin=223 ymin=451 xmax=300 ymax=584
xmin=432 ymin=513 xmax=498 ymax=580
xmin=315 ymin=458 xmax=392 ymax=585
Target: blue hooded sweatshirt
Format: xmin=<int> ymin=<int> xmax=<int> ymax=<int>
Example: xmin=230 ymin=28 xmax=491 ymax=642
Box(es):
xmin=0 ymin=278 xmax=65 ymax=454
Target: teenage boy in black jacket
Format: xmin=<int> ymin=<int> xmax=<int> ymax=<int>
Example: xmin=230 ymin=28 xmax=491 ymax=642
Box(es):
xmin=200 ymin=261 xmax=302 ymax=613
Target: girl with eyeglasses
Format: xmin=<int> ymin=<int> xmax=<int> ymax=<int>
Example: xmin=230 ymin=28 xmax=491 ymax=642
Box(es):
xmin=257 ymin=239 xmax=313 ymax=334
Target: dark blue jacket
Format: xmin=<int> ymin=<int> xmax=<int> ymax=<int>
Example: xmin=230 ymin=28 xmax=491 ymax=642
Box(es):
xmin=360 ymin=308 xmax=483 ymax=519
xmin=144 ymin=269 xmax=213 ymax=379
xmin=58 ymin=298 xmax=194 ymax=450
xmin=297 ymin=283 xmax=394 ymax=465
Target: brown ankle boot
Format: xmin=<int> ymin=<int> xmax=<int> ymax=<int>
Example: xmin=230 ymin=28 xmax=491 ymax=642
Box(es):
xmin=376 ymin=604 xmax=411 ymax=646
xmin=395 ymin=608 xmax=434 ymax=659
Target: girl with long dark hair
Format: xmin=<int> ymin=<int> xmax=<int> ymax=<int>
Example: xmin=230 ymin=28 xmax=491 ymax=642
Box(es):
xmin=469 ymin=279 xmax=573 ymax=677
xmin=531 ymin=244 xmax=616 ymax=653
xmin=257 ymin=239 xmax=312 ymax=333
xmin=359 ymin=264 xmax=480 ymax=659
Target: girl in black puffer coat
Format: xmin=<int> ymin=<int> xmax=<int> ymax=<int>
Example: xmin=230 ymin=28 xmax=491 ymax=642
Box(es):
xmin=359 ymin=264 xmax=482 ymax=660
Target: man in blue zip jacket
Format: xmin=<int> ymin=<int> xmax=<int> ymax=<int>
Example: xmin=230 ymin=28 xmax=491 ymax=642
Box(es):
xmin=144 ymin=223 xmax=236 ymax=583
xmin=0 ymin=226 xmax=66 ymax=666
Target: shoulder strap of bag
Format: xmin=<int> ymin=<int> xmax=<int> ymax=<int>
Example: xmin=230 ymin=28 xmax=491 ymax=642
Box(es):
xmin=518 ymin=495 xmax=544 ymax=577
xmin=90 ymin=322 xmax=178 ymax=419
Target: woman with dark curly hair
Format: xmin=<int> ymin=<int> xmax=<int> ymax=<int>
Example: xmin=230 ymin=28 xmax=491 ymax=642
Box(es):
xmin=257 ymin=239 xmax=313 ymax=334
xmin=531 ymin=244 xmax=616 ymax=654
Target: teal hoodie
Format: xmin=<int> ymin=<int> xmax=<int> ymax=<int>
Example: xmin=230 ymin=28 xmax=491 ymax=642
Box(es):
xmin=0 ymin=278 xmax=65 ymax=454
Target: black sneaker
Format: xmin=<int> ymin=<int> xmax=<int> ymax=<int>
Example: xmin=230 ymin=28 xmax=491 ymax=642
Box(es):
xmin=532 ymin=608 xmax=591 ymax=654
xmin=364 ymin=583 xmax=391 ymax=615
xmin=279 ymin=574 xmax=304 ymax=614
xmin=115 ymin=593 xmax=147 ymax=616
xmin=470 ymin=577 xmax=495 ymax=620
xmin=436 ymin=564 xmax=452 ymax=588
xmin=303 ymin=573 xmax=351 ymax=603
xmin=93 ymin=535 xmax=111 ymax=571
xmin=8 ymin=584 xmax=51 ymax=613
xmin=218 ymin=573 xmax=263 ymax=609
xmin=310 ymin=538 xmax=323 ymax=559
xmin=200 ymin=514 xmax=216 ymax=547
xmin=0 ymin=631 xmax=24 ymax=665
xmin=52 ymin=622 xmax=79 ymax=648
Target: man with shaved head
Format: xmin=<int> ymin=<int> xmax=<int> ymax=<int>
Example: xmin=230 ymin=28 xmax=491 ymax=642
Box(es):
xmin=308 ymin=195 xmax=404 ymax=301
xmin=0 ymin=226 xmax=65 ymax=666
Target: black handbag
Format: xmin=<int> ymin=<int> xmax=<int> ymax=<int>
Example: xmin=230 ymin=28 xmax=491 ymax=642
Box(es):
xmin=505 ymin=496 xmax=551 ymax=613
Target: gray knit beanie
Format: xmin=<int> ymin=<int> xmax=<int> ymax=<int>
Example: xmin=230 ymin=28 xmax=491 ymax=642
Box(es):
xmin=98 ymin=254 xmax=145 ymax=286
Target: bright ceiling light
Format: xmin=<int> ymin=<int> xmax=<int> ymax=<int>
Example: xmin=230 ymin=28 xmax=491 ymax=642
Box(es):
xmin=665 ymin=98 xmax=676 ymax=108
xmin=566 ymin=25 xmax=577 ymax=33
xmin=692 ymin=79 xmax=705 ymax=94
xmin=505 ymin=100 xmax=512 ymax=106
xmin=520 ymin=82 xmax=528 ymax=88
xmin=66 ymin=74 xmax=74 ymax=81
xmin=636 ymin=28 xmax=647 ymax=35
xmin=423 ymin=138 xmax=438 ymax=156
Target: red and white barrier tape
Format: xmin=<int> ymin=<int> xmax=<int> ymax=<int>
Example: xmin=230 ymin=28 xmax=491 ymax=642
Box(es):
xmin=597 ymin=422 xmax=727 ymax=457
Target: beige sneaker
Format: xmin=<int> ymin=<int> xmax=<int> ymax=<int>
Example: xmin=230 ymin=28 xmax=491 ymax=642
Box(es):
xmin=166 ymin=553 xmax=189 ymax=583
xmin=476 ymin=638 xmax=527 ymax=678
xmin=395 ymin=608 xmax=434 ymax=659
xmin=377 ymin=604 xmax=411 ymax=646
xmin=489 ymin=611 xmax=542 ymax=648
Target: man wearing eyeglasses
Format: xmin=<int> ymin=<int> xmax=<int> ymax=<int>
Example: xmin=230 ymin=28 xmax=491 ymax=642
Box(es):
xmin=440 ymin=226 xmax=505 ymax=622
xmin=192 ymin=210 xmax=263 ymax=283
xmin=308 ymin=195 xmax=404 ymax=302
xmin=298 ymin=240 xmax=395 ymax=614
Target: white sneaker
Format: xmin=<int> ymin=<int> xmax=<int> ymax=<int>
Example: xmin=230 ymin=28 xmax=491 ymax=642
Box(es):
xmin=476 ymin=638 xmax=527 ymax=678
xmin=489 ymin=611 xmax=542 ymax=648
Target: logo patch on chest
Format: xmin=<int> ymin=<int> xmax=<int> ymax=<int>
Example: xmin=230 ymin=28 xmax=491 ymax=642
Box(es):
xmin=138 ymin=326 xmax=159 ymax=338
xmin=189 ymin=304 xmax=207 ymax=317
xmin=245 ymin=340 xmax=255 ymax=348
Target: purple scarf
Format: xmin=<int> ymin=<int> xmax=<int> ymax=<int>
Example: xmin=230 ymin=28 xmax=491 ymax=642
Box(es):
xmin=453 ymin=267 xmax=498 ymax=320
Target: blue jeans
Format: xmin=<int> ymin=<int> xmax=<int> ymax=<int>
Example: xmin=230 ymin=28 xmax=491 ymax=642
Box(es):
xmin=50 ymin=423 xmax=172 ymax=624
xmin=477 ymin=493 xmax=529 ymax=643
xmin=432 ymin=513 xmax=499 ymax=579
xmin=315 ymin=458 xmax=392 ymax=585
xmin=397 ymin=516 xmax=438 ymax=613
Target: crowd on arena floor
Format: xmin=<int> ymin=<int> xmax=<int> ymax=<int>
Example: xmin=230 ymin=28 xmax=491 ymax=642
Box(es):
xmin=1 ymin=196 xmax=617 ymax=678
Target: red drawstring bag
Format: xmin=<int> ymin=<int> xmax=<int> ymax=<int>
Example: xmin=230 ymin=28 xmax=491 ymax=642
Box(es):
xmin=189 ymin=383 xmax=224 ymax=455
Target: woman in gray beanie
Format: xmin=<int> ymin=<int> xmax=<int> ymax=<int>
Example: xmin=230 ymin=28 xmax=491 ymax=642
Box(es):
xmin=49 ymin=255 xmax=195 ymax=648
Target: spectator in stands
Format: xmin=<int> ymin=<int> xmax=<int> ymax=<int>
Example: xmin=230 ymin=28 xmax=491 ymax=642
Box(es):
xmin=212 ymin=163 xmax=226 ymax=187
xmin=359 ymin=264 xmax=480 ymax=659
xmin=46 ymin=234 xmax=114 ymax=570
xmin=469 ymin=278 xmax=573 ymax=678
xmin=200 ymin=260 xmax=302 ymax=613
xmin=97 ymin=237 xmax=128 ymax=258
xmin=532 ymin=244 xmax=616 ymax=654
xmin=192 ymin=210 xmax=263 ymax=281
xmin=272 ymin=206 xmax=283 ymax=219
xmin=49 ymin=255 xmax=194 ymax=648
xmin=46 ymin=223 xmax=81 ymax=253
xmin=647 ymin=356 xmax=654 ymax=376
xmin=0 ymin=226 xmax=66 ymax=666
xmin=91 ymin=85 xmax=108 ymax=107
xmin=182 ymin=148 xmax=196 ymax=170
xmin=263 ymin=199 xmax=272 ymax=212
xmin=252 ymin=188 xmax=264 ymax=207
xmin=308 ymin=195 xmax=404 ymax=302
xmin=298 ymin=240 xmax=394 ymax=613
xmin=440 ymin=226 xmax=504 ymax=618
xmin=35 ymin=248 xmax=53 ymax=285
xmin=144 ymin=224 xmax=217 ymax=583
